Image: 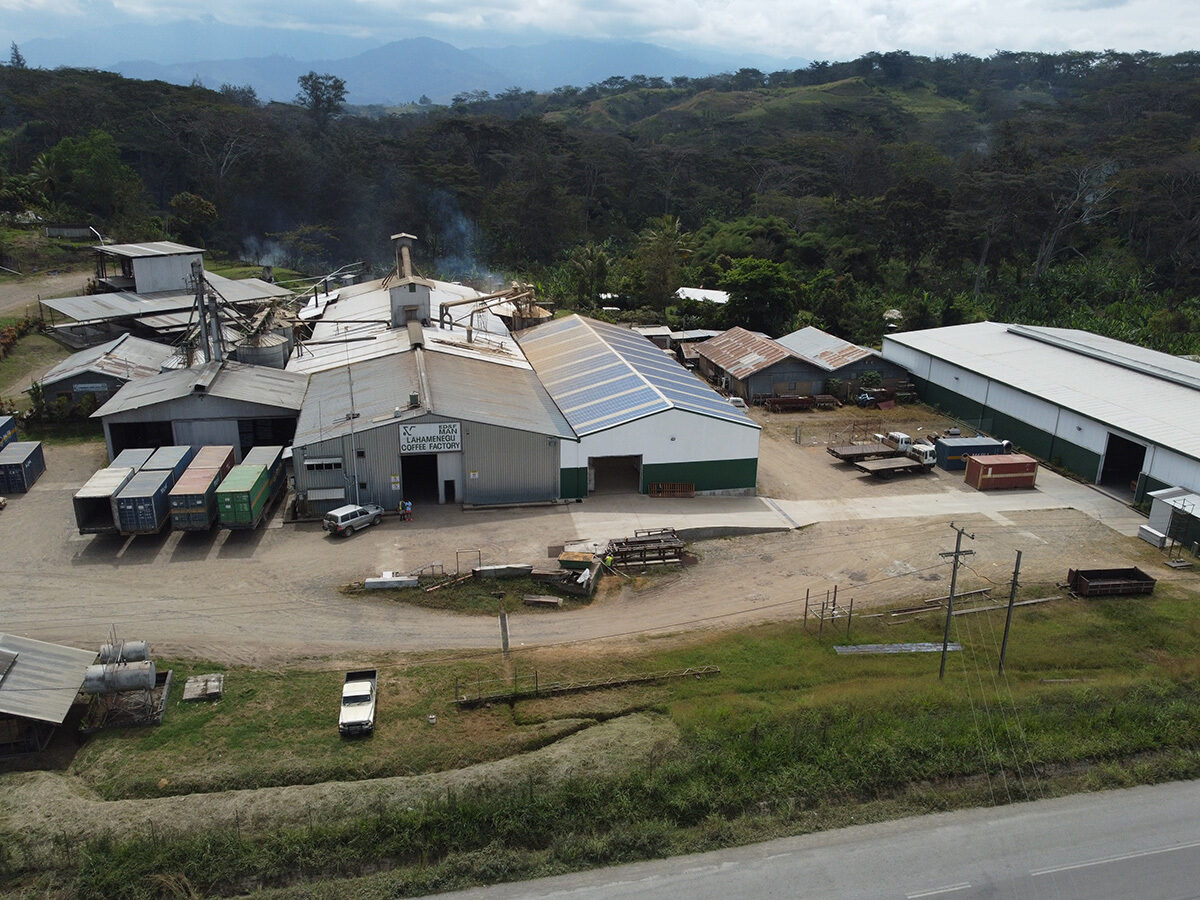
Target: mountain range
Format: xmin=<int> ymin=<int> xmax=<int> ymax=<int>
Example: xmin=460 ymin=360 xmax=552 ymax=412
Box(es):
xmin=17 ymin=23 xmax=807 ymax=106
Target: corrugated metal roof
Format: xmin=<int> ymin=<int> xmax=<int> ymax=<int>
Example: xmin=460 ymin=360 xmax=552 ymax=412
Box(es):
xmin=695 ymin=327 xmax=798 ymax=379
xmin=517 ymin=315 xmax=759 ymax=435
xmin=92 ymin=360 xmax=309 ymax=417
xmin=777 ymin=326 xmax=877 ymax=371
xmin=287 ymin=279 xmax=524 ymax=376
xmin=96 ymin=241 xmax=202 ymax=258
xmin=0 ymin=633 xmax=96 ymax=724
xmin=675 ymin=287 xmax=729 ymax=304
xmin=40 ymin=273 xmax=290 ymax=326
xmin=884 ymin=322 xmax=1200 ymax=462
xmin=39 ymin=334 xmax=177 ymax=385
xmin=293 ymin=349 xmax=574 ymax=446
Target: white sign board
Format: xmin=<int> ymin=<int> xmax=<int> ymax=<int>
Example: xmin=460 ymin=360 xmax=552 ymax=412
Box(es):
xmin=401 ymin=422 xmax=461 ymax=454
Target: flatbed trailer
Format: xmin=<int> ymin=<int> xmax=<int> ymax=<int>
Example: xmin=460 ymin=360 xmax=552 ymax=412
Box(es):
xmin=827 ymin=442 xmax=897 ymax=463
xmin=854 ymin=455 xmax=935 ymax=477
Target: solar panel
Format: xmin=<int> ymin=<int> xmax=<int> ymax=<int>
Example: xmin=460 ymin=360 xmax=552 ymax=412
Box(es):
xmin=518 ymin=316 xmax=757 ymax=434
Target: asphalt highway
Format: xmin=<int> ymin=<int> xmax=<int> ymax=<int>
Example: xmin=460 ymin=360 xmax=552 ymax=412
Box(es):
xmin=434 ymin=779 xmax=1200 ymax=899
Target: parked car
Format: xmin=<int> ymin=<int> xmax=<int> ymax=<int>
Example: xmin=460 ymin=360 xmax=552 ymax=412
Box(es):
xmin=322 ymin=503 xmax=385 ymax=536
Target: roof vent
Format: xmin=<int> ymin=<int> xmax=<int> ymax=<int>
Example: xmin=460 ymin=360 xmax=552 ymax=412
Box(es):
xmin=407 ymin=319 xmax=424 ymax=348
xmin=409 ymin=392 xmax=419 ymax=408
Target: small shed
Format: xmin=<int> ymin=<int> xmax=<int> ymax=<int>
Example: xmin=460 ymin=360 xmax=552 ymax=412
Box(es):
xmin=0 ymin=634 xmax=96 ymax=755
xmin=35 ymin=334 xmax=178 ymax=406
xmin=695 ymin=327 xmax=816 ymax=403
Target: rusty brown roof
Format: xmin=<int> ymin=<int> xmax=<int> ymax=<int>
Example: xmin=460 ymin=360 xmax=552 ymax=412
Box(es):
xmin=695 ymin=327 xmax=799 ymax=379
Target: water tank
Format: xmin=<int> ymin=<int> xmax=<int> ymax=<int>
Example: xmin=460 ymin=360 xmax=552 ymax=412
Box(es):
xmin=232 ymin=332 xmax=289 ymax=368
xmin=98 ymin=640 xmax=149 ymax=663
xmin=83 ymin=661 xmax=157 ymax=694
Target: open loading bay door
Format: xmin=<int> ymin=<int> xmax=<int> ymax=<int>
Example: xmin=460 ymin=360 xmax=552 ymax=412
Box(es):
xmin=588 ymin=455 xmax=642 ymax=494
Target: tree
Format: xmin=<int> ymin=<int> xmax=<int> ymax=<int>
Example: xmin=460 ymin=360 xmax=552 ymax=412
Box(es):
xmin=9 ymin=42 xmax=26 ymax=68
xmin=634 ymin=215 xmax=692 ymax=310
xmin=169 ymin=192 xmax=218 ymax=244
xmin=566 ymin=242 xmax=610 ymax=309
xmin=219 ymin=83 xmax=259 ymax=107
xmin=719 ymin=257 xmax=800 ymax=334
xmin=32 ymin=130 xmax=150 ymax=225
xmin=295 ymin=72 xmax=347 ymax=129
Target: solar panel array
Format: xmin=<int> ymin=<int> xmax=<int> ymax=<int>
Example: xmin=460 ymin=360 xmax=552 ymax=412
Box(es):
xmin=518 ymin=316 xmax=756 ymax=435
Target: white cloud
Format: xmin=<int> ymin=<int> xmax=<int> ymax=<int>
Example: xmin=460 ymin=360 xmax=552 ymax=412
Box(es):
xmin=4 ymin=0 xmax=1199 ymax=60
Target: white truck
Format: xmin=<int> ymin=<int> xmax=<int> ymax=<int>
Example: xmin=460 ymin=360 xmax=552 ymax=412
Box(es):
xmin=338 ymin=669 xmax=377 ymax=736
xmin=854 ymin=442 xmax=938 ymax=477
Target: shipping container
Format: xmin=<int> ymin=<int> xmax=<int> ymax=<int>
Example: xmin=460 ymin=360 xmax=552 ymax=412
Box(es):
xmin=243 ymin=445 xmax=285 ymax=498
xmin=964 ymin=453 xmax=1038 ymax=490
xmin=112 ymin=469 xmax=175 ymax=534
xmin=216 ymin=464 xmax=271 ymax=528
xmin=0 ymin=441 xmax=46 ymax=493
xmin=188 ymin=445 xmax=236 ymax=478
xmin=110 ymin=448 xmax=154 ymax=471
xmin=74 ymin=466 xmax=135 ymax=534
xmin=142 ymin=445 xmax=197 ymax=483
xmin=0 ymin=415 xmax=16 ymax=452
xmin=935 ymin=436 xmax=1009 ymax=471
xmin=169 ymin=467 xmax=224 ymax=530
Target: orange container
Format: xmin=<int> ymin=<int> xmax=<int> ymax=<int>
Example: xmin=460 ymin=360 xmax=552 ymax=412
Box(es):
xmin=964 ymin=453 xmax=1038 ymax=490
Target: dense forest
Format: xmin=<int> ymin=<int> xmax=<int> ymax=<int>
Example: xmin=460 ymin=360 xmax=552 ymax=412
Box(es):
xmin=3 ymin=48 xmax=1200 ymax=353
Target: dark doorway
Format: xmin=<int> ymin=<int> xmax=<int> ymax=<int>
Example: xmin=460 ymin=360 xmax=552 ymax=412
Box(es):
xmin=444 ymin=479 xmax=456 ymax=503
xmin=1100 ymin=433 xmax=1146 ymax=491
xmin=401 ymin=453 xmax=439 ymax=503
xmin=238 ymin=417 xmax=297 ymax=458
xmin=589 ymin=455 xmax=642 ymax=493
xmin=108 ymin=420 xmax=173 ymax=457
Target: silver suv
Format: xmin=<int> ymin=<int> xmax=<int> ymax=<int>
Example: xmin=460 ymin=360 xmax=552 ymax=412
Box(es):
xmin=322 ymin=503 xmax=385 ymax=536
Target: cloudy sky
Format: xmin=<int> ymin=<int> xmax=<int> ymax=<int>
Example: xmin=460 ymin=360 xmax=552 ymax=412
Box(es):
xmin=3 ymin=0 xmax=1198 ymax=63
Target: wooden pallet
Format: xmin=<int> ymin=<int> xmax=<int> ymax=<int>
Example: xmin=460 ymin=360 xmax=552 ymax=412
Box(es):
xmin=648 ymin=482 xmax=695 ymax=498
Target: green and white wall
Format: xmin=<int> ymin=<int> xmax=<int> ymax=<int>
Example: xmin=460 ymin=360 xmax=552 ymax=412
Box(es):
xmin=558 ymin=408 xmax=760 ymax=498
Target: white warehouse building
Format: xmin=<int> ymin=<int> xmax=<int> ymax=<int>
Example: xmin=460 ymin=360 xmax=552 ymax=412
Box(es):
xmin=517 ymin=315 xmax=761 ymax=496
xmin=883 ymin=322 xmax=1200 ymax=503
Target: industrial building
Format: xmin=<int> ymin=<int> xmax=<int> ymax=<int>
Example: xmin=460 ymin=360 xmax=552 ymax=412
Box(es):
xmin=883 ymin=322 xmax=1200 ymax=501
xmin=92 ymin=360 xmax=308 ymax=461
xmin=517 ymin=315 xmax=761 ymax=496
xmin=289 ymin=234 xmax=576 ymax=513
xmin=776 ymin=326 xmax=908 ymax=392
xmin=694 ymin=327 xmax=820 ymax=403
xmin=35 ymin=334 xmax=179 ymax=406
xmin=38 ymin=241 xmax=290 ymax=348
xmin=0 ymin=634 xmax=96 ymax=755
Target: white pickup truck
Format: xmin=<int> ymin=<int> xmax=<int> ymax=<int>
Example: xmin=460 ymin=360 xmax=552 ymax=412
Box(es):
xmin=338 ymin=669 xmax=377 ymax=736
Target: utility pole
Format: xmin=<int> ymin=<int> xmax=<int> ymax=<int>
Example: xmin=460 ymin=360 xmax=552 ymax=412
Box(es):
xmin=939 ymin=521 xmax=975 ymax=680
xmin=998 ymin=550 xmax=1022 ymax=674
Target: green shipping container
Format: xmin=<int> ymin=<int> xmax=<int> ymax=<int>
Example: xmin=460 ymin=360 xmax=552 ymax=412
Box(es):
xmin=216 ymin=465 xmax=270 ymax=528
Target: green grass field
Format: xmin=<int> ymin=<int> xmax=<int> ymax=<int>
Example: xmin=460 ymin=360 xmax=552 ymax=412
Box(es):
xmin=14 ymin=579 xmax=1197 ymax=897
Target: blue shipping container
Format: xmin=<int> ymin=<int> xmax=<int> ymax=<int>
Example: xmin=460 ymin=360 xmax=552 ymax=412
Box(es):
xmin=935 ymin=437 xmax=1008 ymax=471
xmin=0 ymin=441 xmax=45 ymax=493
xmin=143 ymin=445 xmax=197 ymax=483
xmin=112 ymin=469 xmax=175 ymax=534
xmin=0 ymin=415 xmax=16 ymax=452
xmin=110 ymin=448 xmax=155 ymax=471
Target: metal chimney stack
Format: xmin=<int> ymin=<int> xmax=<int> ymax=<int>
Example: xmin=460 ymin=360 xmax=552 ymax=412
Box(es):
xmin=391 ymin=232 xmax=417 ymax=279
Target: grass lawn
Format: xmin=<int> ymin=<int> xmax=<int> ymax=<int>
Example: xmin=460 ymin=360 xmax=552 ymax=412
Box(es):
xmin=0 ymin=333 xmax=71 ymax=410
xmin=30 ymin=577 xmax=1200 ymax=899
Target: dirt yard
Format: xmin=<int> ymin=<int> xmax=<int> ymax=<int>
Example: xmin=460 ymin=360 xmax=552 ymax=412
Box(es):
xmin=0 ymin=409 xmax=1173 ymax=667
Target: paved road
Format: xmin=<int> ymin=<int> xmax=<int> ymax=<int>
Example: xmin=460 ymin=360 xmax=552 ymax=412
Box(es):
xmin=435 ymin=779 xmax=1200 ymax=899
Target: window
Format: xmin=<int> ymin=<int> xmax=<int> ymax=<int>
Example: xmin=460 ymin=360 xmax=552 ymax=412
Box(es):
xmin=356 ymin=449 xmax=366 ymax=458
xmin=304 ymin=458 xmax=343 ymax=471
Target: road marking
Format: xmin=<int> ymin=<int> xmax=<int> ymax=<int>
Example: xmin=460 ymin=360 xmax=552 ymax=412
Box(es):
xmin=906 ymin=883 xmax=972 ymax=898
xmin=1030 ymin=837 xmax=1200 ymax=876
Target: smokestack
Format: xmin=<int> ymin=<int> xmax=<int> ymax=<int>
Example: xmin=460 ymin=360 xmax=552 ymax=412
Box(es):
xmin=391 ymin=232 xmax=417 ymax=280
